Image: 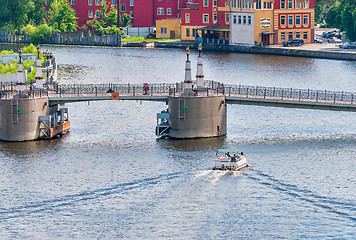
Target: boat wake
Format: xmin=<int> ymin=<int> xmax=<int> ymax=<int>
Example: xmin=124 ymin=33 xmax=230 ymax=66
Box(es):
xmin=246 ymin=166 xmax=356 ymax=222
xmin=0 ymin=172 xmax=182 ymax=221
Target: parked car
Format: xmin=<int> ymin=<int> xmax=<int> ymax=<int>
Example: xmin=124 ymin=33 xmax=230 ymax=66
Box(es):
xmin=282 ymin=38 xmax=304 ymax=47
xmin=339 ymin=42 xmax=356 ymax=49
xmin=327 ymin=37 xmax=342 ymax=43
xmin=314 ymin=37 xmax=323 ymax=44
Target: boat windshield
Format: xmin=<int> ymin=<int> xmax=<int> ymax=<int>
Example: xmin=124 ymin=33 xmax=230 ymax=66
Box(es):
xmin=216 ymin=149 xmax=239 ymax=157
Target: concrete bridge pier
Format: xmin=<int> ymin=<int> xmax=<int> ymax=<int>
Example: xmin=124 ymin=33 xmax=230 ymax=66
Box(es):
xmin=167 ymin=95 xmax=227 ymax=139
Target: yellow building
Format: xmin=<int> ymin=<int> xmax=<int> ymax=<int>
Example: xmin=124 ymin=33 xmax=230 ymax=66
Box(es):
xmin=230 ymin=0 xmax=316 ymax=45
xmin=156 ymin=19 xmax=181 ymax=39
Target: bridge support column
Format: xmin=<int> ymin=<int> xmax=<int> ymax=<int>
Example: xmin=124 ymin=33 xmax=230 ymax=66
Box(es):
xmin=168 ymin=95 xmax=227 ymax=138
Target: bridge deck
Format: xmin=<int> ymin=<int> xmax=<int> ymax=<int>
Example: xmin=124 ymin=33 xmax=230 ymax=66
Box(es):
xmin=2 ymin=81 xmax=356 ymax=112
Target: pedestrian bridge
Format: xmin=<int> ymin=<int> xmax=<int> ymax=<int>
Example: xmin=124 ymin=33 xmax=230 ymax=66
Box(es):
xmin=2 ymin=81 xmax=356 ymax=112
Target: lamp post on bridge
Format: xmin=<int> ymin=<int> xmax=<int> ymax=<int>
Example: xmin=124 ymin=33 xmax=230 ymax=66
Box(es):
xmin=45 ymin=50 xmax=50 ymax=86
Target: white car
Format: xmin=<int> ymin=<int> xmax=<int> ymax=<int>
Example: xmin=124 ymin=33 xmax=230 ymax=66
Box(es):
xmin=328 ymin=37 xmax=342 ymax=43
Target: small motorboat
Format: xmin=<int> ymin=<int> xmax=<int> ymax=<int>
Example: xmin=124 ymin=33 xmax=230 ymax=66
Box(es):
xmin=213 ymin=149 xmax=247 ymax=171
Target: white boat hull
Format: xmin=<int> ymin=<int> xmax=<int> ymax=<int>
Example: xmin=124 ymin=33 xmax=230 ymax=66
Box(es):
xmin=214 ymin=156 xmax=247 ymax=171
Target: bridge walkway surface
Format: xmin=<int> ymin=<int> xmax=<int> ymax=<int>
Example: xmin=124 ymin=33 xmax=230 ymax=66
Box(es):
xmin=1 ymin=81 xmax=356 ymax=112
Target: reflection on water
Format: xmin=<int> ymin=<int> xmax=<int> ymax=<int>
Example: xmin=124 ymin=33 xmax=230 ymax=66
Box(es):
xmin=157 ymin=137 xmax=226 ymax=152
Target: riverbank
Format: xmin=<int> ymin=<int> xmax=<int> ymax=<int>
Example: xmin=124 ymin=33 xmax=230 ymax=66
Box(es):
xmin=155 ymin=41 xmax=356 ymax=61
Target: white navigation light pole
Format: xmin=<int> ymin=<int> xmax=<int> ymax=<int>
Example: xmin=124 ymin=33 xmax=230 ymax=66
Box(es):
xmin=17 ymin=48 xmax=25 ymax=92
xmin=195 ymin=43 xmax=204 ymax=87
xmin=184 ymin=46 xmax=193 ymax=90
xmin=35 ymin=45 xmax=43 ymax=89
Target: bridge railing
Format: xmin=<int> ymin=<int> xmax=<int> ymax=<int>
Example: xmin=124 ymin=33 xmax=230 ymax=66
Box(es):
xmin=223 ymin=84 xmax=355 ymax=103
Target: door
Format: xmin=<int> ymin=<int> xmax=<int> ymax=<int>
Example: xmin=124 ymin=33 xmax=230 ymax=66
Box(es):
xmin=262 ymin=34 xmax=270 ymax=46
xmin=170 ymin=31 xmax=175 ymax=39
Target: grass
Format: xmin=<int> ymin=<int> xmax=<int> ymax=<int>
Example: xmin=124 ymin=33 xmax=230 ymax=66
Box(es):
xmin=121 ymin=36 xmax=180 ymax=43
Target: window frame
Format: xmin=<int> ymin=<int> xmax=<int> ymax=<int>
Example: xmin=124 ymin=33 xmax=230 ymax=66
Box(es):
xmin=167 ymin=8 xmax=172 ymax=15
xmin=280 ymin=15 xmax=286 ymax=25
xmin=88 ymin=0 xmax=93 ymax=6
xmin=89 ymin=10 xmax=93 ymax=18
xmin=157 ymin=8 xmax=164 ymax=15
xmin=121 ymin=3 xmax=126 ymax=12
xmin=303 ymin=15 xmax=308 ymax=25
xmin=288 ymin=15 xmax=293 ymax=26
xmin=296 ymin=15 xmax=301 ymax=25
xmin=203 ymin=14 xmax=209 ymax=23
xmin=185 ymin=14 xmax=190 ymax=23
xmin=281 ymin=32 xmax=285 ymax=40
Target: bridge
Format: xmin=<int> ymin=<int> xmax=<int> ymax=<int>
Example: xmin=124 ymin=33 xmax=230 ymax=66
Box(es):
xmin=18 ymin=81 xmax=356 ymax=113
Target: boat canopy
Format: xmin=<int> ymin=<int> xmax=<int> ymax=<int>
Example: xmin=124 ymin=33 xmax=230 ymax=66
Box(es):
xmin=216 ymin=149 xmax=239 ymax=154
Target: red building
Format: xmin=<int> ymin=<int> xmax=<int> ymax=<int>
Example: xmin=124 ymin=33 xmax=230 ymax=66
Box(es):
xmin=180 ymin=0 xmax=230 ymax=41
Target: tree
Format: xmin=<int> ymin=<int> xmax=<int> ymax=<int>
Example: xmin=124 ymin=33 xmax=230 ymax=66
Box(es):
xmin=326 ymin=4 xmax=342 ymax=28
xmin=85 ymin=1 xmax=123 ymax=35
xmin=314 ymin=0 xmax=325 ymax=23
xmin=120 ymin=13 xmax=132 ymax=27
xmin=27 ymin=0 xmax=46 ymax=26
xmin=341 ymin=4 xmax=356 ymax=41
xmin=0 ymin=0 xmax=33 ymax=33
xmin=47 ymin=0 xmax=77 ymax=32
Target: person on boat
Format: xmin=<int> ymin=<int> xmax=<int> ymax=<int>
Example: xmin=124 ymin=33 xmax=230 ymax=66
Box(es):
xmin=192 ymin=82 xmax=197 ymax=95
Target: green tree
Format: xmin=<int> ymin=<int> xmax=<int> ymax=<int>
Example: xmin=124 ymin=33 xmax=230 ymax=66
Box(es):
xmin=326 ymin=4 xmax=342 ymax=28
xmin=22 ymin=24 xmax=53 ymax=43
xmin=0 ymin=0 xmax=33 ymax=33
xmin=27 ymin=0 xmax=46 ymax=25
xmin=341 ymin=4 xmax=356 ymax=41
xmin=47 ymin=0 xmax=77 ymax=32
xmin=120 ymin=13 xmax=132 ymax=27
xmin=314 ymin=0 xmax=325 ymax=24
xmin=85 ymin=1 xmax=122 ymax=35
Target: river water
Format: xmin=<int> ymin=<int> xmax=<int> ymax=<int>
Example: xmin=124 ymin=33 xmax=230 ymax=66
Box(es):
xmin=1 ymin=46 xmax=356 ymax=239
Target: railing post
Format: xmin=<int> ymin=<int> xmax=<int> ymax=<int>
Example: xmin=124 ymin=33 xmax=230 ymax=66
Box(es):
xmin=133 ymin=86 xmax=135 ymax=96
xmin=229 ymin=87 xmax=231 ymax=97
xmin=246 ymin=87 xmax=249 ymax=98
xmin=78 ymin=87 xmax=79 ymax=97
xmin=128 ymin=83 xmax=130 ymax=94
xmin=281 ymin=89 xmax=283 ymax=100
xmin=299 ymin=90 xmax=301 ymax=101
xmin=96 ymin=86 xmax=97 ymax=96
xmin=60 ymin=86 xmax=62 ymax=97
xmin=341 ymin=91 xmax=344 ymax=101
xmin=352 ymin=94 xmax=354 ymax=104
xmin=290 ymin=88 xmax=292 ymax=98
xmin=74 ymin=83 xmax=76 ymax=94
xmin=238 ymin=85 xmax=241 ymax=94
xmin=256 ymin=86 xmax=258 ymax=96
xmin=316 ymin=92 xmax=318 ymax=102
xmin=273 ymin=87 xmax=275 ymax=97
xmin=264 ymin=88 xmax=266 ymax=99
xmin=334 ymin=92 xmax=336 ymax=103
xmin=307 ymin=89 xmax=309 ymax=99
xmin=207 ymin=87 xmax=209 ymax=96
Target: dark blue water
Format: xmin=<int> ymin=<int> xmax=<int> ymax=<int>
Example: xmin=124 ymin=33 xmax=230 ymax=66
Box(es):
xmin=0 ymin=46 xmax=355 ymax=239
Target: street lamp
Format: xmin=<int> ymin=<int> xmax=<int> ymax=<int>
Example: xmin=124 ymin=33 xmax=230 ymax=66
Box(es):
xmin=45 ymin=50 xmax=50 ymax=85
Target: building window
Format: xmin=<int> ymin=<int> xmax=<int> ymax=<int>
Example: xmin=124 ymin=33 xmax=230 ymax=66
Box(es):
xmin=213 ymin=13 xmax=217 ymax=22
xmin=256 ymin=0 xmax=261 ymax=9
xmin=233 ymin=15 xmax=237 ymax=24
xmin=112 ymin=0 xmax=117 ymax=6
xmin=296 ymin=15 xmax=301 ymax=25
xmin=186 ymin=28 xmax=190 ymax=37
xmin=157 ymin=8 xmax=164 ymax=15
xmin=185 ymin=14 xmax=190 ymax=23
xmin=281 ymin=32 xmax=285 ymax=40
xmin=288 ymin=0 xmax=293 ymax=8
xmin=243 ymin=0 xmax=247 ymax=9
xmin=226 ymin=13 xmax=230 ymax=23
xmin=249 ymin=0 xmax=253 ymax=9
xmin=121 ymin=3 xmax=126 ymax=12
xmin=226 ymin=0 xmax=230 ymax=7
xmin=88 ymin=0 xmax=93 ymax=6
xmin=305 ymin=0 xmax=309 ymax=8
xmin=71 ymin=0 xmax=76 ymax=5
xmin=161 ymin=28 xmax=167 ymax=34
xmin=203 ymin=14 xmax=209 ymax=23
xmin=248 ymin=15 xmax=251 ymax=24
xmin=167 ymin=8 xmax=171 ymax=15
xmin=214 ymin=0 xmax=217 ymax=7
xmin=238 ymin=15 xmax=241 ymax=24
xmin=178 ymin=0 xmax=181 ymax=9
xmin=303 ymin=32 xmax=308 ymax=39
xmin=204 ymin=0 xmax=208 ymax=7
xmin=296 ymin=32 xmax=300 ymax=38
xmin=264 ymin=2 xmax=272 ymax=9
xmin=238 ymin=0 xmax=241 ymax=8
xmin=281 ymin=15 xmax=286 ymax=25
xmin=130 ymin=0 xmax=133 ymax=6
xmin=281 ymin=0 xmax=285 ymax=9
xmin=288 ymin=15 xmax=293 ymax=26
xmin=130 ymin=11 xmax=134 ymax=17
xmin=232 ymin=0 xmax=236 ymax=8
xmin=95 ymin=0 xmax=100 ymax=6
xmin=243 ymin=15 xmax=246 ymax=24
xmin=288 ymin=32 xmax=293 ymax=39
xmin=89 ymin=10 xmax=93 ymax=18
xmin=193 ymin=29 xmax=197 ymax=37
xmin=303 ymin=15 xmax=308 ymax=25
xmin=95 ymin=10 xmax=100 ymax=18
